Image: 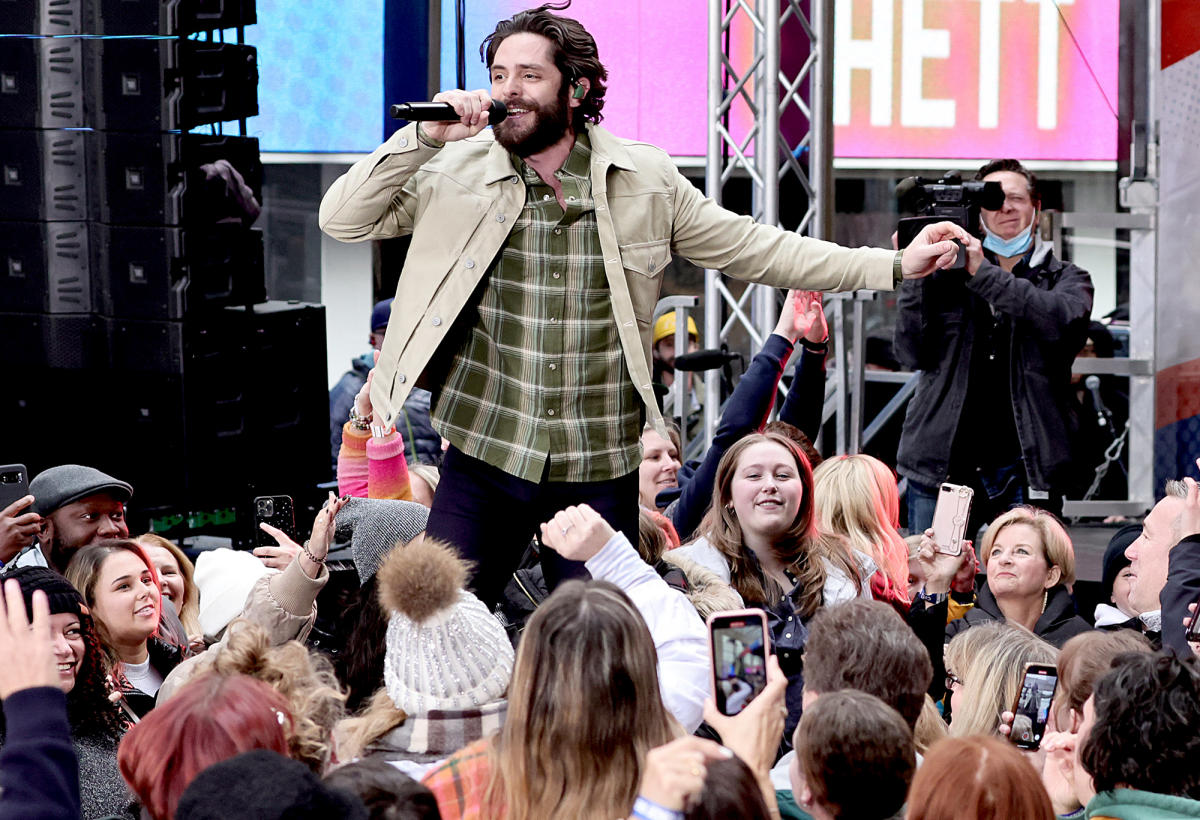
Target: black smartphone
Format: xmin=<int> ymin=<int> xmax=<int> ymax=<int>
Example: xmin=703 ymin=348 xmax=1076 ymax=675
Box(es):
xmin=932 ymin=482 xmax=974 ymax=556
xmin=0 ymin=464 xmax=31 ymax=514
xmin=708 ymin=608 xmax=770 ymax=717
xmin=1010 ymin=663 xmax=1058 ymax=750
xmin=253 ymin=495 xmax=296 ymax=547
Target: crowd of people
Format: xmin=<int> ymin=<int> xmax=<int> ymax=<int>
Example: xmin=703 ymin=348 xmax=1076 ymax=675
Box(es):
xmin=2 ymin=2 xmax=1194 ymax=819
xmin=2 ymin=438 xmax=1199 ymax=820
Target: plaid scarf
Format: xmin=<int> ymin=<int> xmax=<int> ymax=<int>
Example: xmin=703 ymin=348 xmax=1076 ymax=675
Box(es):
xmin=367 ymin=700 xmax=507 ymax=764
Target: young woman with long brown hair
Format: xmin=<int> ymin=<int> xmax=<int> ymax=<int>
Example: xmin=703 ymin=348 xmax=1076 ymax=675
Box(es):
xmin=673 ymin=431 xmax=870 ymax=738
xmin=422 ymin=580 xmax=679 ymax=820
xmin=64 ymin=540 xmax=185 ymax=718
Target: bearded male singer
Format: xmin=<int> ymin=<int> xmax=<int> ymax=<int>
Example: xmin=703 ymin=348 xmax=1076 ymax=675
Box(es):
xmin=320 ymin=3 xmax=970 ymax=605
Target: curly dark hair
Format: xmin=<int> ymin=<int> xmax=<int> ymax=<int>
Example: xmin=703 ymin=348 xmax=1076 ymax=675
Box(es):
xmin=481 ymin=1 xmax=608 ymax=130
xmin=68 ymin=609 xmax=128 ymax=740
xmin=334 ymin=576 xmax=389 ymax=714
xmin=0 ymin=572 xmax=125 ymax=744
xmin=1080 ymin=651 xmax=1200 ymax=799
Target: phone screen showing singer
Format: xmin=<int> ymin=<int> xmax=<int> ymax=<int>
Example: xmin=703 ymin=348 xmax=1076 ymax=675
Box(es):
xmin=1012 ymin=669 xmax=1057 ymax=749
xmin=713 ymin=624 xmax=767 ymax=716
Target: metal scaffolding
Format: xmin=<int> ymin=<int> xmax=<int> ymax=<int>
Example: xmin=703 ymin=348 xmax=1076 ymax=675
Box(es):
xmin=696 ymin=0 xmax=835 ymax=451
xmin=693 ymin=0 xmax=1157 ymax=520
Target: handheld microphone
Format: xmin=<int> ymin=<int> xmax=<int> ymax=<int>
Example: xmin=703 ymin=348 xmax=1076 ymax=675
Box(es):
xmin=1084 ymin=375 xmax=1112 ymax=428
xmin=388 ymin=100 xmax=508 ymax=125
xmin=673 ymin=349 xmax=742 ymax=373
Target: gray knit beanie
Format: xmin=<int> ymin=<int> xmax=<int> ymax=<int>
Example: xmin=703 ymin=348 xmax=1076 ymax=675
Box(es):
xmin=376 ymin=537 xmax=513 ymax=714
xmin=333 ymin=497 xmax=429 ymax=585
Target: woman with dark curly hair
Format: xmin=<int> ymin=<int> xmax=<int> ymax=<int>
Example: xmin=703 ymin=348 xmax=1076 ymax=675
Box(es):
xmin=0 ymin=566 xmax=133 ymax=819
xmin=1052 ymin=651 xmax=1200 ymax=818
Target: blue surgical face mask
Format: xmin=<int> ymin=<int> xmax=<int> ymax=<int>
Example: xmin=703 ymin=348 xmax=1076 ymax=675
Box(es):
xmin=983 ymin=213 xmax=1036 ymax=257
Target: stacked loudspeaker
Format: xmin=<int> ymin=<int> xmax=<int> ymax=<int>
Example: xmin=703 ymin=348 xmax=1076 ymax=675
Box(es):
xmin=1 ymin=1 xmax=329 ymax=534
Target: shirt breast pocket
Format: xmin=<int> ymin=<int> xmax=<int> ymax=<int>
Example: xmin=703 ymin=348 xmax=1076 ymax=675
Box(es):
xmin=619 ymin=239 xmax=671 ymax=322
xmin=619 ymin=239 xmax=671 ymax=278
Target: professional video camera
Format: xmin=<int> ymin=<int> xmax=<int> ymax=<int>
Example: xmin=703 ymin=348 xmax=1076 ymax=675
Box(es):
xmin=895 ymin=173 xmax=1005 ymax=269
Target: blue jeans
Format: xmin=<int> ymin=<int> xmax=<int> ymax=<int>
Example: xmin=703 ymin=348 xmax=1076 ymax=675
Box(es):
xmin=907 ymin=461 xmax=1034 ymax=537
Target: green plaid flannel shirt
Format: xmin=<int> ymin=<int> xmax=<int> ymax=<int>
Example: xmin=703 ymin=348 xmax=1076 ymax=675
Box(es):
xmin=431 ymin=134 xmax=642 ymax=483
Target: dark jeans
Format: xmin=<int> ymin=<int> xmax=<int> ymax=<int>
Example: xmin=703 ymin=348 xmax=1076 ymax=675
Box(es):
xmin=907 ymin=461 xmax=1062 ymax=540
xmin=425 ymin=445 xmax=640 ymax=608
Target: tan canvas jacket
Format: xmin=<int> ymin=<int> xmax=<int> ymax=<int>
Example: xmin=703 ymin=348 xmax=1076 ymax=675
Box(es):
xmin=319 ymin=121 xmax=896 ymax=433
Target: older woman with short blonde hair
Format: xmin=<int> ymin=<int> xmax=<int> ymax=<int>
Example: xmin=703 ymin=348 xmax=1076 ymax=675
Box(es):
xmin=945 ymin=506 xmax=1091 ymax=648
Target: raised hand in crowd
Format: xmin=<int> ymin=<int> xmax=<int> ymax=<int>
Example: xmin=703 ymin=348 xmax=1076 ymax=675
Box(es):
xmin=792 ymin=291 xmax=828 ymax=344
xmin=995 ymin=708 xmax=1051 ymax=787
xmin=539 ymin=503 xmax=615 ymax=563
xmin=0 ymin=579 xmax=59 ymax=698
xmin=769 ymin=290 xmax=828 ymax=347
xmin=772 ymin=289 xmax=800 ymax=342
xmin=255 ymin=491 xmax=349 ymax=575
xmin=634 ymin=736 xmax=733 ymax=815
xmin=0 ymin=577 xmax=81 ymax=820
xmin=0 ymin=495 xmax=39 ymax=565
xmin=1039 ymin=729 xmax=1086 ymax=816
xmin=913 ymin=528 xmax=971 ymax=596
xmin=951 ymin=540 xmax=978 ymax=595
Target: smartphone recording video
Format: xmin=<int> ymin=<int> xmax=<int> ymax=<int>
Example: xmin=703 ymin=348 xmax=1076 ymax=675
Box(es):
xmin=708 ymin=609 xmax=769 ymax=717
xmin=253 ymin=494 xmax=296 ymax=547
xmin=931 ymin=482 xmax=974 ymax=556
xmin=1010 ymin=663 xmax=1058 ymax=750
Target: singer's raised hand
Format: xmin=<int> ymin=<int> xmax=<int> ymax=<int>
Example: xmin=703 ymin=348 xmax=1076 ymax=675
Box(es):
xmin=900 ymin=221 xmax=974 ymax=279
xmin=423 ymin=89 xmax=496 ymax=143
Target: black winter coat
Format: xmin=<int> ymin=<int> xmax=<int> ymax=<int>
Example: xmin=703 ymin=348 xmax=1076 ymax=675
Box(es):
xmin=894 ymin=241 xmax=1093 ymax=490
xmin=945 ymin=582 xmax=1093 ymax=648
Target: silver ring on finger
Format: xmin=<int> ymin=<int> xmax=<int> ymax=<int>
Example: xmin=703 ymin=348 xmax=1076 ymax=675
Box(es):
xmin=561 ymin=524 xmax=574 ymax=536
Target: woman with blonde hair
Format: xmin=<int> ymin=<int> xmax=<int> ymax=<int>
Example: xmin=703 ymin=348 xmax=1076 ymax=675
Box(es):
xmin=944 ymin=506 xmax=1091 ymax=647
xmin=135 ymin=533 xmax=202 ymax=642
xmin=812 ymin=454 xmax=910 ymax=609
xmin=422 ymin=580 xmax=680 ymax=820
xmin=173 ymin=620 xmax=347 ymax=773
xmin=943 ymin=621 xmax=1056 ymax=737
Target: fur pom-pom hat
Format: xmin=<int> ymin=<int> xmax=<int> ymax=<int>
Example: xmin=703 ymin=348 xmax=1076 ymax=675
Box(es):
xmin=376 ymin=537 xmax=513 ymax=714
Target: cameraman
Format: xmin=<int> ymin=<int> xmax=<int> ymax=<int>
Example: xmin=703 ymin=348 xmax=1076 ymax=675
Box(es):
xmin=895 ymin=159 xmax=1094 ymax=534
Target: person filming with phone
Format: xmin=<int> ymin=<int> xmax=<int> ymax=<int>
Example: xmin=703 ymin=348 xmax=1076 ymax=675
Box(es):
xmin=895 ymin=159 xmax=1094 ymax=535
xmin=910 ymin=506 xmax=1091 ymax=702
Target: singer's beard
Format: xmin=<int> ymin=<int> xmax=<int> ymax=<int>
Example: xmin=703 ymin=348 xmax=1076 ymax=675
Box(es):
xmin=494 ymin=89 xmax=572 ymax=157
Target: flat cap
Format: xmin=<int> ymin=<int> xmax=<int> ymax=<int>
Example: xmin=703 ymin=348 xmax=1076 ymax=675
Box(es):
xmin=30 ymin=464 xmax=133 ymax=515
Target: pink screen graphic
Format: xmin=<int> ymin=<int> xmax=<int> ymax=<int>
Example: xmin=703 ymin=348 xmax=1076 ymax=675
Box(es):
xmin=444 ymin=0 xmax=1117 ymax=161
